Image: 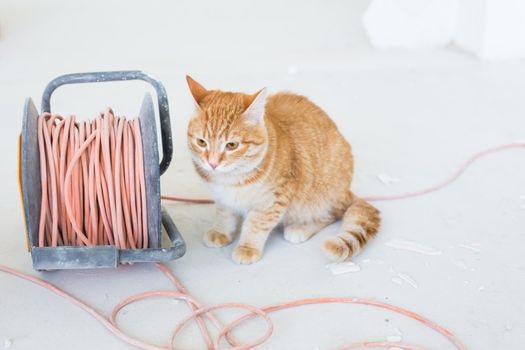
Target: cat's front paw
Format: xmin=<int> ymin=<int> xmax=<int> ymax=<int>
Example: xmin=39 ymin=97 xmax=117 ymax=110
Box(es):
xmin=204 ymin=229 xmax=233 ymax=248
xmin=232 ymin=245 xmax=262 ymax=264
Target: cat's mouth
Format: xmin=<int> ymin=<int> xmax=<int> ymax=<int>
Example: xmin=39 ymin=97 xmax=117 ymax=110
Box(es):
xmin=205 ymin=162 xmax=225 ymax=172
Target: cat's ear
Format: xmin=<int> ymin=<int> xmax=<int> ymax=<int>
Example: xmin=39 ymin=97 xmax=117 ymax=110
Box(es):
xmin=186 ymin=75 xmax=209 ymax=105
xmin=242 ymin=88 xmax=268 ymax=124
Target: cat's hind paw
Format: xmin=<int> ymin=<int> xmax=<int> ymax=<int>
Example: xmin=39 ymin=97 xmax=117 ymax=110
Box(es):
xmin=232 ymin=245 xmax=262 ymax=264
xmin=204 ymin=229 xmax=233 ymax=248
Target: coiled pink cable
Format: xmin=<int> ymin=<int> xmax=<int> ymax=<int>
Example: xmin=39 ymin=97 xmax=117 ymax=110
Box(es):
xmin=37 ymin=110 xmax=148 ymax=249
xmin=8 ymin=108 xmax=525 ymax=350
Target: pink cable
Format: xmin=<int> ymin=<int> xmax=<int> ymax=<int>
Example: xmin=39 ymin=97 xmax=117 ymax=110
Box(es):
xmin=161 ymin=195 xmax=214 ymax=204
xmin=0 ymin=263 xmax=466 ymax=350
xmin=362 ymin=142 xmax=525 ymax=202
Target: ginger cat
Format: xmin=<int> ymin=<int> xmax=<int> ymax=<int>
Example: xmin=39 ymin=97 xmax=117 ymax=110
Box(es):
xmin=186 ymin=76 xmax=380 ymax=264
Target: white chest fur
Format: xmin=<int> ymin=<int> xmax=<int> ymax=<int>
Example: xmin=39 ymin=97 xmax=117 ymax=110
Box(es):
xmin=208 ymin=181 xmax=272 ymax=214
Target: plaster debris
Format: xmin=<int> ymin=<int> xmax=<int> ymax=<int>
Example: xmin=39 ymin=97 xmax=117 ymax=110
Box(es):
xmin=449 ymin=257 xmax=468 ymax=270
xmin=398 ymin=273 xmax=418 ymax=289
xmin=385 ymin=239 xmax=442 ymax=255
xmin=391 ymin=277 xmax=403 ymax=285
xmin=326 ymin=261 xmax=361 ymax=275
xmin=377 ymin=173 xmax=400 ymax=186
xmin=4 ymin=339 xmax=12 ymax=349
xmin=386 ymin=335 xmax=402 ymax=342
xmin=459 ymin=244 xmax=481 ymax=253
xmin=478 ymin=286 xmax=485 ymax=291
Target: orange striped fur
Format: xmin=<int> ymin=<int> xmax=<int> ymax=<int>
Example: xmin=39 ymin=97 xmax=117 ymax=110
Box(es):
xmin=186 ymin=76 xmax=380 ymax=264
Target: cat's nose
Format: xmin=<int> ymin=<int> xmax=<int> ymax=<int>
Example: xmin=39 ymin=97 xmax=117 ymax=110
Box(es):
xmin=208 ymin=162 xmax=218 ymax=170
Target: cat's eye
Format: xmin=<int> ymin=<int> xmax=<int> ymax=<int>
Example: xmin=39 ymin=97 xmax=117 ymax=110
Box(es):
xmin=196 ymin=138 xmax=207 ymax=147
xmin=225 ymin=142 xmax=239 ymax=151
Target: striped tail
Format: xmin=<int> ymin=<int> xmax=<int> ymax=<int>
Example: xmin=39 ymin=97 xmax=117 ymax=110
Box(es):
xmin=323 ymin=192 xmax=381 ymax=262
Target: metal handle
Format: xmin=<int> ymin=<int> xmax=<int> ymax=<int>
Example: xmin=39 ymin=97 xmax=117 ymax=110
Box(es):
xmin=41 ymin=70 xmax=173 ymax=175
xmin=160 ymin=207 xmax=186 ymax=256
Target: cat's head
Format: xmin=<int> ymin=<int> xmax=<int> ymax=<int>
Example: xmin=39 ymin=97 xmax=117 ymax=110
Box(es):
xmin=186 ymin=76 xmax=268 ymax=175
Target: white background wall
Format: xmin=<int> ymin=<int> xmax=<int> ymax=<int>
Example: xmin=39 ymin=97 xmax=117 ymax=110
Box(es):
xmin=0 ymin=0 xmax=372 ymax=72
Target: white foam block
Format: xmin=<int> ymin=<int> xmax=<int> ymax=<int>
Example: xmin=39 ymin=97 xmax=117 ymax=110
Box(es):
xmin=363 ymin=0 xmax=459 ymax=49
xmin=455 ymin=0 xmax=525 ymax=60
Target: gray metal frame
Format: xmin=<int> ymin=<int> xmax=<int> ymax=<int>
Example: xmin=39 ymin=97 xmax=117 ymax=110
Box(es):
xmin=21 ymin=71 xmax=185 ymax=271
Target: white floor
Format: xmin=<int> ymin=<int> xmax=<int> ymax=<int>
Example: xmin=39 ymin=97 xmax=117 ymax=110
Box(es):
xmin=1 ymin=1 xmax=525 ymax=349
